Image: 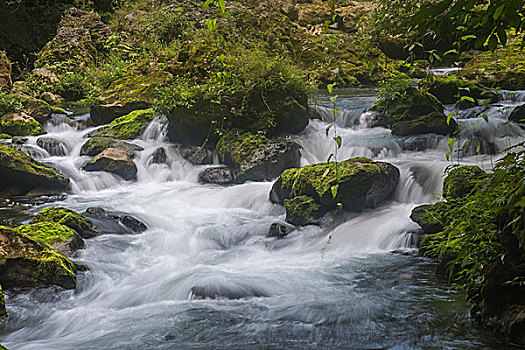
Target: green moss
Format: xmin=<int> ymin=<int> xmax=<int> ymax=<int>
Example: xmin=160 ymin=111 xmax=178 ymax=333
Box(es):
xmin=443 ymin=166 xmax=488 ymax=199
xmin=391 ymin=111 xmax=457 ymax=136
xmin=460 ymin=37 xmax=525 ymax=90
xmin=284 ymin=195 xmax=326 ymax=226
xmin=93 ymin=109 xmax=155 ymax=140
xmin=15 ymin=222 xmax=76 ymax=246
xmin=0 ymin=115 xmax=44 ymax=137
xmin=31 ymin=207 xmax=97 ymax=239
xmin=217 ymin=130 xmax=269 ymax=166
xmin=0 ymin=285 xmax=6 ymax=319
xmin=0 ymin=134 xmax=12 ymax=139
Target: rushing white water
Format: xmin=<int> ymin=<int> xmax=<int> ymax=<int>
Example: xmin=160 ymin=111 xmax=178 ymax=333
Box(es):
xmin=1 ymin=89 xmax=523 ymax=349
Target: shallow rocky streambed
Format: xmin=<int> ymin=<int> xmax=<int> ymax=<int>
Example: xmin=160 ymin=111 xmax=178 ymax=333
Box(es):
xmin=0 ymin=86 xmax=524 ymax=349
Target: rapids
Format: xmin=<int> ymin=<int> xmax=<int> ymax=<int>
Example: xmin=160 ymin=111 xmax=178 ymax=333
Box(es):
xmin=0 ymin=88 xmax=523 ymax=349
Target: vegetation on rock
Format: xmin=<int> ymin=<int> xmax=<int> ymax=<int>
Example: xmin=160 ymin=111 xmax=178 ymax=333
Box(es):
xmin=90 ymin=109 xmax=154 ymax=140
xmin=15 ymin=222 xmax=84 ymax=255
xmin=31 ymin=207 xmax=98 ymax=239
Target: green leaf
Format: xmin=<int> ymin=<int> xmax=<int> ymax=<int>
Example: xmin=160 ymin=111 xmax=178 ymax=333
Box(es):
xmin=331 ymin=184 xmax=339 ymax=199
xmin=446 ymin=151 xmax=451 ymax=161
xmin=448 ymin=138 xmax=456 ymax=152
xmin=335 ymin=167 xmax=342 ymax=182
xmin=447 ymin=113 xmax=455 ymax=126
xmin=480 ymin=114 xmax=489 ymax=123
xmin=493 ymin=5 xmax=505 ymax=20
xmin=461 ymin=35 xmax=477 ymax=41
xmin=325 ymin=123 xmax=334 ymax=136
xmin=460 ymin=96 xmax=476 ymax=103
xmin=327 ymin=83 xmax=335 ymax=94
xmin=326 ymin=154 xmax=334 ymax=164
xmin=444 ymin=49 xmax=457 ymax=56
xmin=330 ymin=95 xmax=338 ymax=104
xmin=475 ymin=140 xmax=481 ymax=153
xmin=488 ymin=34 xmax=498 ymax=51
xmin=333 ymin=136 xmax=342 ymax=148
xmin=203 ymin=0 xmax=214 ymax=10
xmin=218 ymin=0 xmax=226 ymax=14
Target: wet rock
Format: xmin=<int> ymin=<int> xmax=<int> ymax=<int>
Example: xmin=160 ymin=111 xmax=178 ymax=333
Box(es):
xmin=0 ymin=52 xmax=12 ymax=88
xmin=80 ymin=136 xmax=143 ymax=157
xmin=410 ymin=202 xmax=449 ymax=234
xmin=271 ymin=157 xmax=399 ymax=225
xmin=509 ymin=104 xmax=525 ymax=126
xmin=82 ymin=148 xmax=138 ymax=181
xmin=0 ymin=145 xmax=69 ymax=197
xmin=391 ymin=111 xmax=458 ymax=136
xmin=0 ymin=112 xmax=44 ymax=137
xmin=0 ymin=285 xmax=6 ymax=319
xmin=500 ymin=305 xmax=525 ymax=346
xmin=198 ymin=167 xmax=234 ymax=185
xmin=37 ymin=137 xmax=68 ymax=156
xmin=11 ymin=136 xmax=27 ymax=145
xmin=217 ymin=130 xmax=301 ymax=183
xmin=19 ymin=96 xmax=56 ymax=123
xmin=15 ymin=222 xmax=84 ymax=256
xmin=90 ymin=72 xmax=169 ymax=124
xmin=31 ymin=207 xmax=98 ymax=239
xmin=88 ymin=109 xmax=154 ymax=140
xmin=83 ymin=207 xmax=147 ymax=235
xmin=442 ymin=166 xmax=487 ymax=199
xmin=420 ymin=75 xmax=500 ymax=105
xmin=178 ymin=145 xmax=213 ymax=165
xmin=40 ymin=91 xmax=62 ymax=105
xmin=268 ymin=222 xmax=295 ymax=238
xmin=0 ymin=225 xmax=77 ymax=290
xmin=151 ymin=147 xmax=167 ymax=164
xmin=189 ymin=283 xmax=266 ymax=300
xmin=455 ymin=98 xmax=477 ymax=110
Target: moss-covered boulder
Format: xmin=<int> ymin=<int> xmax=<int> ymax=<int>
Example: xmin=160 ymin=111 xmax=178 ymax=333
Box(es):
xmin=419 ymin=75 xmax=500 ymax=105
xmin=0 ymin=112 xmax=44 ymax=136
xmin=442 ymin=166 xmax=487 ymax=199
xmin=391 ymin=111 xmax=458 ymax=136
xmin=89 ymin=109 xmax=154 ymax=140
xmin=371 ymin=86 xmax=444 ymax=127
xmin=15 ymin=222 xmax=84 ymax=255
xmin=19 ymin=96 xmax=56 ymax=123
xmin=271 ymin=157 xmax=399 ymax=225
xmin=460 ymin=38 xmax=525 ymax=90
xmin=80 ymin=136 xmax=143 ymax=157
xmin=90 ymin=72 xmax=170 ymax=124
xmin=0 ymin=145 xmax=69 ymax=197
xmin=284 ymin=195 xmax=327 ymax=226
xmin=0 ymin=225 xmax=77 ymax=289
xmin=82 ymin=147 xmax=137 ymax=181
xmin=410 ymin=202 xmax=450 ymax=235
xmin=31 ymin=207 xmax=98 ymax=239
xmin=216 ymin=130 xmax=301 ymax=183
xmin=0 ymin=285 xmax=6 ymax=319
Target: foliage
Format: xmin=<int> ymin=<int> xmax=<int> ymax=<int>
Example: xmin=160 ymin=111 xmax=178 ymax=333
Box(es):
xmin=0 ymin=92 xmax=23 ymax=116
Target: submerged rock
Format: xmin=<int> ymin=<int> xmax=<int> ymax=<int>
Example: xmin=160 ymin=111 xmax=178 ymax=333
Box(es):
xmin=0 ymin=112 xmax=44 ymax=137
xmin=189 ymin=283 xmax=267 ymax=300
xmin=37 ymin=137 xmax=69 ymax=156
xmin=88 ymin=109 xmax=154 ymax=140
xmin=198 ymin=167 xmax=235 ymax=185
xmin=31 ymin=207 xmax=98 ymax=239
xmin=15 ymin=222 xmax=84 ymax=256
xmin=83 ymin=207 xmax=147 ymax=235
xmin=82 ymin=148 xmax=138 ymax=181
xmin=442 ymin=166 xmax=487 ymax=199
xmin=178 ymin=145 xmax=213 ymax=165
xmin=268 ymin=222 xmax=295 ymax=238
xmin=216 ymin=131 xmax=301 ymax=183
xmin=0 ymin=145 xmax=69 ymax=197
xmin=80 ymin=136 xmax=143 ymax=157
xmin=0 ymin=225 xmax=77 ymax=290
xmin=150 ymin=147 xmax=168 ymax=164
xmin=509 ymin=104 xmax=525 ymax=126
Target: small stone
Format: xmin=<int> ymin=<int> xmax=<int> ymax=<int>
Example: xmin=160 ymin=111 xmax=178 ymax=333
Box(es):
xmin=198 ymin=167 xmax=235 ymax=185
xmin=151 ymin=147 xmax=168 ymax=164
xmin=268 ymin=223 xmax=295 ymax=238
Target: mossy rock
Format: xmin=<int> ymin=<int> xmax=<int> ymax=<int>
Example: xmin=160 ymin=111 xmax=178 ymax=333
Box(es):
xmin=0 ymin=112 xmax=44 ymax=137
xmin=460 ymin=38 xmax=525 ymax=90
xmin=391 ymin=111 xmax=458 ymax=136
xmin=284 ymin=195 xmax=327 ymax=226
xmin=0 ymin=285 xmax=6 ymax=319
xmin=15 ymin=222 xmax=84 ymax=256
xmin=500 ymin=305 xmax=525 ymax=346
xmin=80 ymin=136 xmax=144 ymax=157
xmin=216 ymin=130 xmax=301 ymax=183
xmin=419 ymin=75 xmax=500 ymax=105
xmin=91 ymin=71 xmax=170 ymax=124
xmin=82 ymin=148 xmax=138 ymax=181
xmin=0 ymin=145 xmax=69 ymax=197
xmin=31 ymin=207 xmax=98 ymax=239
xmin=89 ymin=109 xmax=154 ymax=140
xmin=509 ymin=104 xmax=525 ymax=127
xmin=36 ymin=137 xmax=69 ymax=156
xmin=0 ymin=225 xmax=77 ymax=290
xmin=19 ymin=96 xmax=55 ymax=123
xmin=0 ymin=134 xmax=11 ymax=139
xmin=271 ymin=157 xmax=399 ymax=222
xmin=410 ymin=202 xmax=450 ymax=235
xmin=442 ymin=166 xmax=487 ymax=199
xmin=370 ymin=87 xmax=444 ymax=127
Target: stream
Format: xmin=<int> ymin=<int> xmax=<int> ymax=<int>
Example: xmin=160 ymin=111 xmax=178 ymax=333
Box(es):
xmin=0 ymin=88 xmax=524 ymax=349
